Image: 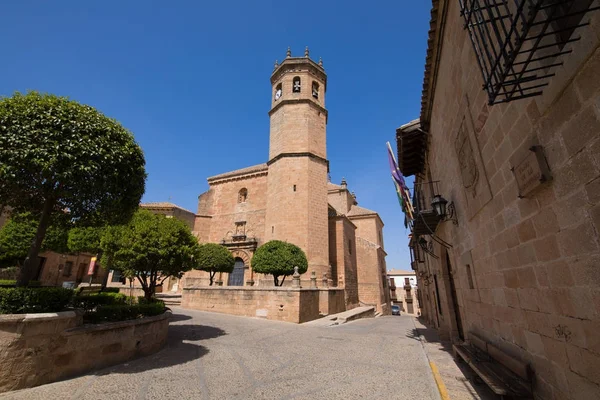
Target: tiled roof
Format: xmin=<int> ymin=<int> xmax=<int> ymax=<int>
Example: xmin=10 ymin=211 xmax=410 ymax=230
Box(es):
xmin=346 ymin=205 xmax=377 ymax=217
xmin=420 ymin=0 xmax=443 ymax=129
xmin=207 ymin=163 xmax=268 ymax=182
xmin=328 ymin=204 xmax=343 ymax=217
xmin=141 ymin=202 xmax=194 ymax=214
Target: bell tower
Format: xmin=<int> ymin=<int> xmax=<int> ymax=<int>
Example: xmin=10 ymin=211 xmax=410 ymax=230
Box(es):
xmin=265 ymin=47 xmax=330 ymax=281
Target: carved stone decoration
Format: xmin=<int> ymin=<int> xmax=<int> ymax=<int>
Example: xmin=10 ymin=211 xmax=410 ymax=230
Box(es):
xmin=455 ymin=119 xmax=479 ymax=198
xmin=453 ymin=96 xmax=493 ymax=220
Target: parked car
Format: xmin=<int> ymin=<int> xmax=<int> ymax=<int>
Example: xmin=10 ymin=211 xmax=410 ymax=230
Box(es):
xmin=391 ymin=305 xmax=401 ymax=315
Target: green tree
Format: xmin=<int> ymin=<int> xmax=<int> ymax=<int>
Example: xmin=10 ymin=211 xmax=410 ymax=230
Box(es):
xmin=195 ymin=243 xmax=235 ymax=286
xmin=251 ymin=240 xmax=308 ymax=286
xmin=0 ymin=91 xmax=146 ymax=286
xmin=68 ymin=226 xmax=104 ymax=255
xmin=99 ymin=210 xmax=199 ymax=300
xmin=0 ymin=213 xmax=69 ymax=268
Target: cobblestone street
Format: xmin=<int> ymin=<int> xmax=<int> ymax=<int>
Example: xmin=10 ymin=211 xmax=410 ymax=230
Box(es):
xmin=0 ymin=309 xmax=486 ymax=400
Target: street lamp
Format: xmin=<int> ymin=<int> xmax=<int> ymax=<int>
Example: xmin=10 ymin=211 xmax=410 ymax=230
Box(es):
xmin=431 ymin=194 xmax=458 ymax=225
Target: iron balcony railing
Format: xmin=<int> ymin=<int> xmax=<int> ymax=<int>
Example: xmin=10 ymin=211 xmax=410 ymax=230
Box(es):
xmin=460 ymin=0 xmax=599 ymax=104
xmin=411 ymin=181 xmax=443 ymax=236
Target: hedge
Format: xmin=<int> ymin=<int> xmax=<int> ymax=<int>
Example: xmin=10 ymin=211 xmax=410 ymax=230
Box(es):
xmin=0 ymin=280 xmax=41 ymax=287
xmin=84 ymin=301 xmax=166 ymax=324
xmin=0 ymin=287 xmax=74 ymax=314
xmin=73 ymin=292 xmax=128 ymax=312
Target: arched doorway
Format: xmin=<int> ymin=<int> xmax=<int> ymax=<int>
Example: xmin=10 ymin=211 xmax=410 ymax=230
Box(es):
xmin=228 ymin=258 xmax=245 ymax=286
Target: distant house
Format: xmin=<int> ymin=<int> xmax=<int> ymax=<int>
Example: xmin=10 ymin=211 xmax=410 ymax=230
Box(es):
xmin=387 ymin=269 xmax=420 ymax=315
xmin=0 ymin=207 xmax=105 ymax=287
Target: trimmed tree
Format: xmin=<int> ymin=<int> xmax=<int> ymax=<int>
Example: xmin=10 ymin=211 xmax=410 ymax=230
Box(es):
xmin=195 ymin=243 xmax=235 ymax=286
xmin=0 ymin=213 xmax=69 ymax=268
xmin=67 ymin=226 xmax=104 ymax=255
xmin=251 ymin=240 xmax=308 ymax=286
xmin=99 ymin=210 xmax=199 ymax=300
xmin=0 ymin=91 xmax=146 ymax=286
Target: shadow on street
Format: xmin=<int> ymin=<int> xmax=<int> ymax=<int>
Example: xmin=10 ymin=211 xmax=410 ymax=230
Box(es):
xmin=411 ymin=318 xmax=497 ymax=400
xmin=96 ymin=321 xmax=227 ymax=375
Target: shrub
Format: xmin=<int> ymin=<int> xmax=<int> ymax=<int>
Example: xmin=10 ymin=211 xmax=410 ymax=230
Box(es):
xmin=84 ymin=301 xmax=165 ymax=323
xmin=0 ymin=287 xmax=74 ymax=314
xmin=73 ymin=292 xmax=128 ymax=312
xmin=0 ymin=280 xmax=41 ymax=287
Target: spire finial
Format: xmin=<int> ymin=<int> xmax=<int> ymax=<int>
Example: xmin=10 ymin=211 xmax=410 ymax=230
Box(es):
xmin=305 ymin=46 xmax=309 ymax=57
xmin=318 ymin=57 xmax=323 ymax=67
xmin=274 ymin=59 xmax=279 ymax=70
xmin=286 ymin=47 xmax=291 ymax=58
xmin=341 ymin=177 xmax=347 ymax=188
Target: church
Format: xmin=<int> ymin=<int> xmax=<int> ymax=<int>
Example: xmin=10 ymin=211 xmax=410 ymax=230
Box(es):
xmin=177 ymin=48 xmax=391 ymax=314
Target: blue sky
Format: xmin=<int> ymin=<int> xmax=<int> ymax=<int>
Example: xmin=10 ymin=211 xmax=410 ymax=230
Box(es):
xmin=1 ymin=1 xmax=431 ymax=271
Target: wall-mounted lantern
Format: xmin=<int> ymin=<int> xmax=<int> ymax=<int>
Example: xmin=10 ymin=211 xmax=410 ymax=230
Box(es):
xmin=431 ymin=194 xmax=458 ymax=225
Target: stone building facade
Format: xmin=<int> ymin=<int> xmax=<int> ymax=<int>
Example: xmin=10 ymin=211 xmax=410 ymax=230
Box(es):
xmin=0 ymin=208 xmax=105 ymax=287
xmin=397 ymin=2 xmax=600 ymax=399
xmin=181 ymin=49 xmax=391 ymax=313
xmin=388 ymin=269 xmax=420 ymax=316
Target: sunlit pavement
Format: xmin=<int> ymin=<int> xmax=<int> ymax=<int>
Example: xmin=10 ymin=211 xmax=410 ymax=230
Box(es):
xmin=2 ymin=308 xmax=449 ymax=400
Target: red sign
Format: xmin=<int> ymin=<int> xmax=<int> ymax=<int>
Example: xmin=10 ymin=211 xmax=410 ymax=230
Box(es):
xmin=87 ymin=257 xmax=97 ymax=276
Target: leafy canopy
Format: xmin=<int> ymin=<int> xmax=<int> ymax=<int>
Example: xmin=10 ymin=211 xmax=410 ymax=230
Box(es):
xmin=0 ymin=91 xmax=146 ymax=285
xmin=100 ymin=210 xmax=200 ymax=299
xmin=195 ymin=243 xmax=235 ymax=285
xmin=0 ymin=213 xmax=69 ymax=267
xmin=251 ymin=240 xmax=308 ymax=286
xmin=68 ymin=226 xmax=104 ymax=255
xmin=0 ymin=91 xmax=146 ymax=225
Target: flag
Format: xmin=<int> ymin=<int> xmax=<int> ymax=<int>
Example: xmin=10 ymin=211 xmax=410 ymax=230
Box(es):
xmin=387 ymin=142 xmax=414 ymax=222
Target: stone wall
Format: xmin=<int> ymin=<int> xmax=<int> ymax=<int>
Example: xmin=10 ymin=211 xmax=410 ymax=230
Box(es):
xmin=328 ymin=216 xmax=359 ymax=308
xmin=416 ymin=2 xmax=600 ymax=399
xmin=0 ymin=310 xmax=170 ymax=393
xmin=318 ymin=288 xmax=346 ymax=316
xmin=181 ymin=286 xmax=322 ymax=323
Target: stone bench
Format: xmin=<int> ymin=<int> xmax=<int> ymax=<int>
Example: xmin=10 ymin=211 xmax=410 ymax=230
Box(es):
xmin=453 ymin=332 xmax=533 ymax=399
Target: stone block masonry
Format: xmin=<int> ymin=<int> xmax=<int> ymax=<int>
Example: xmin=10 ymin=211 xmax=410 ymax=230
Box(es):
xmin=0 ymin=310 xmax=170 ymax=393
xmin=181 ymin=286 xmax=334 ymax=323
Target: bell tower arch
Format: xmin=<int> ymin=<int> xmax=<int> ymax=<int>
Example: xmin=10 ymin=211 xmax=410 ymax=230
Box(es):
xmin=265 ymin=47 xmax=330 ymax=281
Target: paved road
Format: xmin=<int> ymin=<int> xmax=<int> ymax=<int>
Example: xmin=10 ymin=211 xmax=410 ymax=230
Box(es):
xmin=2 ymin=308 xmax=441 ymax=400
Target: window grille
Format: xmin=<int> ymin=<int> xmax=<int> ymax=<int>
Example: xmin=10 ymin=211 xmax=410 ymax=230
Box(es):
xmin=460 ymin=0 xmax=599 ymax=104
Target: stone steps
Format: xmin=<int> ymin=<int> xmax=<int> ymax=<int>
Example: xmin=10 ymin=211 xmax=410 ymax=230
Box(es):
xmin=156 ymin=293 xmax=182 ymax=306
xmin=303 ymin=306 xmax=376 ymax=327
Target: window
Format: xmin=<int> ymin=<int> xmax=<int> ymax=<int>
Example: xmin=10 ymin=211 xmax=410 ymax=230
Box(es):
xmin=551 ymin=1 xmax=595 ymax=49
xmin=293 ymin=184 xmax=297 ymax=192
xmin=238 ymin=188 xmax=248 ymax=203
xmin=312 ymin=81 xmax=319 ymax=99
xmin=466 ymin=264 xmax=475 ymax=289
xmin=111 ymin=270 xmax=125 ymax=283
xmin=292 ymin=77 xmax=301 ymax=93
xmin=434 ymin=274 xmax=443 ymax=315
xmin=274 ymin=83 xmax=282 ymax=101
xmin=62 ymin=261 xmax=73 ymax=277
xmin=348 ymin=240 xmax=352 ymax=254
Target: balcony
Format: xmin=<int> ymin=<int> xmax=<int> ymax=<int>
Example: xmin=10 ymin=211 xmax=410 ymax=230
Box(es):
xmin=411 ymin=181 xmax=442 ymax=236
xmin=460 ymin=0 xmax=599 ymax=104
xmin=396 ymin=119 xmax=427 ymax=177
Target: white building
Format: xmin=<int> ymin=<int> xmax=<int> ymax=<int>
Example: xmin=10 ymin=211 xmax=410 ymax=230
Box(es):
xmin=387 ymin=269 xmax=420 ymax=315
